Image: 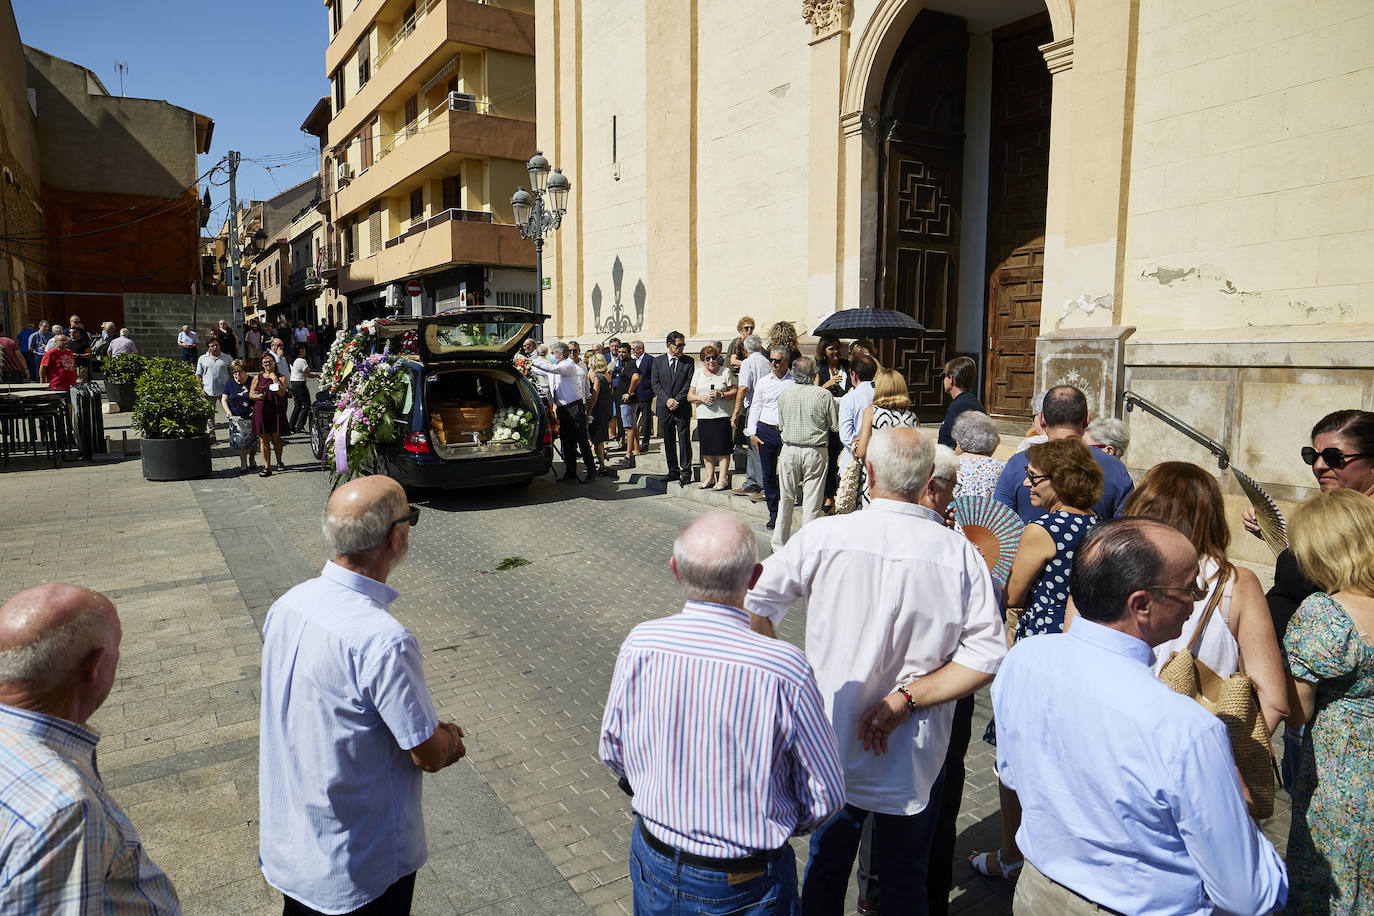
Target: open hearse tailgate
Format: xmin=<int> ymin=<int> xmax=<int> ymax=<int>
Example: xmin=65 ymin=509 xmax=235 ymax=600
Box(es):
xmin=378 ymin=308 xmax=550 ymax=362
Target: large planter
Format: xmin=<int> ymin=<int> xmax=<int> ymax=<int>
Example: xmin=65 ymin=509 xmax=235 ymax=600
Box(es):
xmin=106 ymin=380 xmax=136 ymax=411
xmin=141 ymin=435 xmax=212 ymax=481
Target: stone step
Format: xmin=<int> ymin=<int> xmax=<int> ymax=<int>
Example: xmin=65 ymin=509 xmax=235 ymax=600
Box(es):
xmin=576 ymin=441 xmax=769 ymax=519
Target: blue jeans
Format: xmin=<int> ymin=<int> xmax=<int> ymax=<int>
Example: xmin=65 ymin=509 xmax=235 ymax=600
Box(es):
xmin=755 ymin=424 xmax=782 ymax=521
xmin=630 ymin=822 xmax=799 ymax=916
xmin=801 ymin=771 xmax=945 ymax=916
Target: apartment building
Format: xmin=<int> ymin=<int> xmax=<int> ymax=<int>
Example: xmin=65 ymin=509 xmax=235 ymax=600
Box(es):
xmin=321 ymin=0 xmax=538 ymax=320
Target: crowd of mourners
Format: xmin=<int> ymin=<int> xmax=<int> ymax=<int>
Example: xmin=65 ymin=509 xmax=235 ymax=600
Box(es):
xmin=0 ymin=312 xmax=1371 ymax=916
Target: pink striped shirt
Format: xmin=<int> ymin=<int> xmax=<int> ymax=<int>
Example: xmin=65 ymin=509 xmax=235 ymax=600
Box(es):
xmin=599 ymin=601 xmax=845 ymax=857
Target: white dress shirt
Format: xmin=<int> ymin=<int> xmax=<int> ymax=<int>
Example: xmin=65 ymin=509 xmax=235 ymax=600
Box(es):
xmin=837 ymin=380 xmax=875 ymax=471
xmin=531 ymin=357 xmax=585 ymax=405
xmin=745 ymin=372 xmax=794 ymax=436
xmin=736 ymin=351 xmax=771 ymax=405
xmin=746 ymin=500 xmax=1006 ymax=815
xmin=993 ymin=617 xmax=1287 ymax=916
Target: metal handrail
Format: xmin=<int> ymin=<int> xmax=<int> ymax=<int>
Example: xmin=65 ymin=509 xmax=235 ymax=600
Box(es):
xmin=1122 ymin=390 xmax=1230 ymax=470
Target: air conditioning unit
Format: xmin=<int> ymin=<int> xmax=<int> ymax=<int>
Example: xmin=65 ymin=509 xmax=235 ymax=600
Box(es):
xmin=448 ymin=91 xmax=477 ymax=113
xmin=337 ymin=163 xmax=355 ymax=182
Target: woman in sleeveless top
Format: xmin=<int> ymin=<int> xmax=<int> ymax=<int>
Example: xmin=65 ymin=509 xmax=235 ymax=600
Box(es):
xmin=852 ymin=368 xmax=921 ymax=507
xmin=1116 ymin=461 xmax=1288 ymax=733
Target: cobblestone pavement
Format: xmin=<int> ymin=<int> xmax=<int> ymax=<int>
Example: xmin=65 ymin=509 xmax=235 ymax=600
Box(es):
xmin=0 ymin=425 xmax=1292 ymax=915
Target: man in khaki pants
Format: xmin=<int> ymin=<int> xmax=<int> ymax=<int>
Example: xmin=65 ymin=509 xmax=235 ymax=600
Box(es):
xmin=773 ymin=356 xmax=837 ymax=551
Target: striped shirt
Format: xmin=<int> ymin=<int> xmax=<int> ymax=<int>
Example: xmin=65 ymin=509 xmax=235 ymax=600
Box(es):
xmin=259 ymin=563 xmax=439 ymax=913
xmin=0 ymin=703 xmax=181 ymax=914
xmin=777 ymin=383 xmax=838 ymax=447
xmin=599 ymin=601 xmax=845 ymax=858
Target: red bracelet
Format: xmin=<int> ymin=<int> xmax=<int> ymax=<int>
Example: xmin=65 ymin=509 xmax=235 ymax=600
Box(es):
xmin=896 ymin=685 xmax=917 ymax=713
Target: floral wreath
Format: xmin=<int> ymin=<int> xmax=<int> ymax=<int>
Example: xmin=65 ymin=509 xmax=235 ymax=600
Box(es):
xmin=324 ymin=345 xmax=409 ymax=482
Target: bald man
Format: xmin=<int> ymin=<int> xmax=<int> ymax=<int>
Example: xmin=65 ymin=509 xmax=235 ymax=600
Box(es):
xmin=258 ymin=476 xmax=465 ymax=916
xmin=0 ymin=584 xmax=180 ymax=913
xmin=599 ymin=513 xmax=844 ymax=912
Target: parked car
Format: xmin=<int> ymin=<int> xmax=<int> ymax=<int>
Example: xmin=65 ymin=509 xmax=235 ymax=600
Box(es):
xmin=309 ymin=309 xmax=553 ymax=489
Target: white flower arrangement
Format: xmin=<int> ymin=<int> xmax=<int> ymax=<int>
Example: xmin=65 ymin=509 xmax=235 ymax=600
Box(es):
xmin=489 ymin=406 xmax=534 ymax=443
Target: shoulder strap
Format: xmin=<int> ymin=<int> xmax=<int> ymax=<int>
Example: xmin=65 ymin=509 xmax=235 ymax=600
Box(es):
xmin=1186 ymin=576 xmax=1227 ymax=656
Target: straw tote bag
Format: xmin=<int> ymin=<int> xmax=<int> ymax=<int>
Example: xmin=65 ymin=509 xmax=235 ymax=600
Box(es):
xmin=1158 ymin=574 xmax=1278 ymax=819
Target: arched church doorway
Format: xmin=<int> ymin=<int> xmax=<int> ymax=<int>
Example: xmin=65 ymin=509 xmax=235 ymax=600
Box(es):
xmin=876 ymin=4 xmax=1053 ymax=420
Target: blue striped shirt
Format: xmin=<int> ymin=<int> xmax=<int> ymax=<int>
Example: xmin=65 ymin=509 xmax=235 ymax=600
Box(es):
xmin=599 ymin=601 xmax=845 ymax=858
xmin=258 ymin=563 xmax=439 ymax=914
xmin=0 ymin=703 xmax=180 ymax=914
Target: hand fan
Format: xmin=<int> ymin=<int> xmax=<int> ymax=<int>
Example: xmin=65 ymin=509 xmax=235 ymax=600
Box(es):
xmin=952 ymin=495 xmax=1024 ymax=585
xmin=1231 ymin=466 xmax=1288 ymax=556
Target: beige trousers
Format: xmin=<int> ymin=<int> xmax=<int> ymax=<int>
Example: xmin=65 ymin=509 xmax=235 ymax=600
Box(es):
xmin=772 ymin=443 xmax=827 ymax=550
xmin=1014 ymin=861 xmax=1124 ymax=916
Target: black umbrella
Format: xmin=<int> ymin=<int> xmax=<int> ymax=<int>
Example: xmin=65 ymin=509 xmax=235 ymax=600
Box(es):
xmin=812 ymin=308 xmax=927 ymax=339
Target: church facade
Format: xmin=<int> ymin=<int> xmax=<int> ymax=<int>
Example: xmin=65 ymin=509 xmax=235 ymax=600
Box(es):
xmin=535 ymin=0 xmax=1374 ymax=558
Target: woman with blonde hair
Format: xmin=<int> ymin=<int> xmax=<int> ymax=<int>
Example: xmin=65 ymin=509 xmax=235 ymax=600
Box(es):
xmin=766 ymin=321 xmax=800 ymax=367
xmin=1119 ymin=461 xmax=1288 ymax=731
xmin=1283 ymin=488 xmax=1374 ymax=914
xmin=586 ymin=352 xmax=614 ymax=476
xmin=852 ymin=368 xmax=920 ymax=507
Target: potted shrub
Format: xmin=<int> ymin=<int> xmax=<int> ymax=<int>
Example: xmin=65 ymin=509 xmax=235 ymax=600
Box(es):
xmin=131 ymin=357 xmax=214 ymax=480
xmin=102 ymin=353 xmax=147 ymax=411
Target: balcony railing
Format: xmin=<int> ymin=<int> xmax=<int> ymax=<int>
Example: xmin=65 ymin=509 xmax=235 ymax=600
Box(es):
xmin=384 ymin=207 xmax=493 ymax=249
xmin=374 ymin=0 xmax=441 ymax=72
xmin=287 ymin=267 xmax=326 ymax=298
xmin=370 ymin=0 xmax=501 ymax=74
xmin=320 ymin=243 xmax=342 ymax=273
xmin=372 ymin=92 xmax=487 ymax=167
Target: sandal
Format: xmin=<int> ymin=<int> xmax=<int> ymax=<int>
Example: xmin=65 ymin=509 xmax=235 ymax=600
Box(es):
xmin=259 ymin=469 xmax=272 ymax=478
xmin=969 ymin=850 xmax=1022 ymax=881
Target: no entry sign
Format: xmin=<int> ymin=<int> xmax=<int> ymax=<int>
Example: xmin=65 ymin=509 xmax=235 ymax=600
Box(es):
xmin=406 ymin=279 xmax=423 ymax=297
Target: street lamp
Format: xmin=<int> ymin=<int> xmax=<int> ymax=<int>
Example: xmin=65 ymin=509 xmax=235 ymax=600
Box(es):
xmin=510 ymin=150 xmax=570 ymax=320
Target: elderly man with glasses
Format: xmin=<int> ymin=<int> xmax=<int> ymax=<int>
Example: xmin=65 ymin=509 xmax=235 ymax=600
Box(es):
xmin=259 ymin=476 xmax=466 ymax=916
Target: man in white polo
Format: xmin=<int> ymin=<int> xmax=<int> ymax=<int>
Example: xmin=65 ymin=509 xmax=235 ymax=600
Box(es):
xmin=747 ymin=427 xmax=1006 ymax=912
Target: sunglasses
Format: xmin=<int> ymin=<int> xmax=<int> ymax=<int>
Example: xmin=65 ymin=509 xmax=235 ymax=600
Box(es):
xmin=391 ymin=504 xmax=420 ymax=530
xmin=770 ymin=358 xmax=786 ymax=365
xmin=1302 ymin=446 xmax=1369 ymax=469
xmin=1025 ymin=470 xmax=1051 ymax=487
xmin=1144 ymin=582 xmax=1209 ymax=603
xmin=741 ymin=325 xmax=754 ymax=331
xmin=704 ymin=354 xmax=721 ymax=362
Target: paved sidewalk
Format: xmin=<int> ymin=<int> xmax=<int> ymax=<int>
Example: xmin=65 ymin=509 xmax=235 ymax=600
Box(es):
xmin=0 ymin=425 xmax=1293 ymax=915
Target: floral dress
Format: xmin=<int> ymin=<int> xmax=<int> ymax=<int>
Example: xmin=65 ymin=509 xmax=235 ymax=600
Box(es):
xmin=1016 ymin=511 xmax=1096 ymax=639
xmin=954 ymin=453 xmax=1005 ymax=499
xmin=1283 ymin=592 xmax=1374 ymax=915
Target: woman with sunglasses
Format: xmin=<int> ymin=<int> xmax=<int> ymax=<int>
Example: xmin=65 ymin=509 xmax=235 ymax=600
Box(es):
xmin=688 ymin=344 xmax=738 ymax=490
xmin=728 ymin=316 xmax=755 ymax=369
xmin=1245 ymin=410 xmax=1374 ymax=638
xmin=971 ymin=437 xmax=1101 ymax=882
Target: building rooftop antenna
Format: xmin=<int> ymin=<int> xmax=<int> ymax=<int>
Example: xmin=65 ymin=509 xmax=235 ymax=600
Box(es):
xmin=114 ymin=60 xmax=127 ymax=97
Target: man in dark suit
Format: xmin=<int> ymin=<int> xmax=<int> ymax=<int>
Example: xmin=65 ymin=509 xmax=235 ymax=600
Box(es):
xmin=652 ymin=331 xmax=694 ymax=485
xmin=631 ymin=339 xmax=655 ymax=452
